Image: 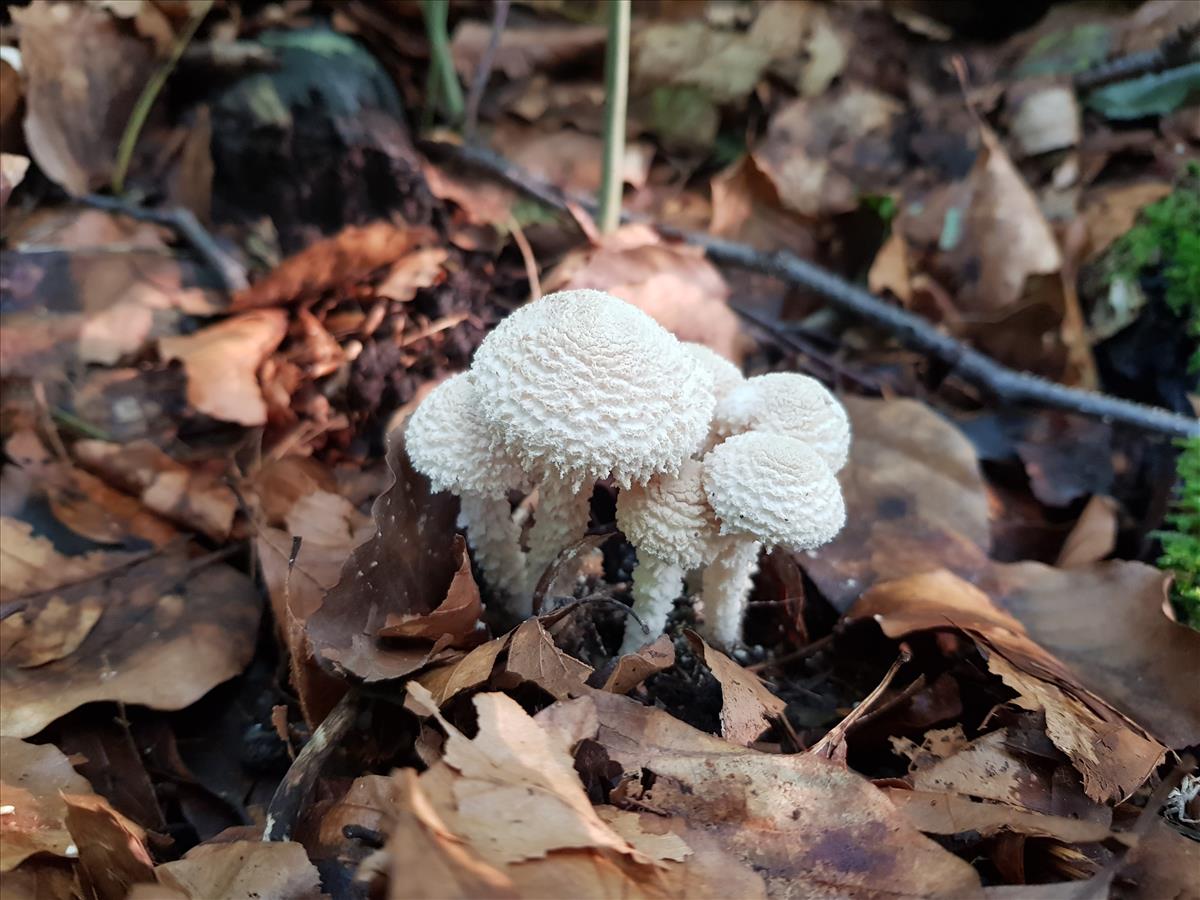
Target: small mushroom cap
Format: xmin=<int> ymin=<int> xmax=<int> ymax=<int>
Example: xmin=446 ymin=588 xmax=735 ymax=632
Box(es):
xmin=702 ymin=431 xmax=845 ymax=550
xmin=714 ymin=372 xmax=851 ymax=471
xmin=681 ymin=342 xmax=744 ymax=404
xmin=617 ymin=458 xmax=719 ymax=570
xmin=470 ymin=289 xmax=716 ymax=488
xmin=405 ymin=373 xmax=527 ymax=498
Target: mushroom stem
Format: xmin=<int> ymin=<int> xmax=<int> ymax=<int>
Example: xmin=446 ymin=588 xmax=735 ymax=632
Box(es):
xmin=520 ymin=476 xmax=592 ymax=613
xmin=619 ymin=553 xmax=685 ymax=656
xmin=457 ymin=493 xmax=526 ymax=601
xmin=699 ymin=538 xmax=761 ymax=649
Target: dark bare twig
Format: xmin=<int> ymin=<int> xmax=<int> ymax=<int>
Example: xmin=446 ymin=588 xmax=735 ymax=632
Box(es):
xmin=82 ymin=193 xmax=249 ymax=294
xmin=423 ymin=140 xmax=1199 ymax=440
xmin=463 ymin=0 xmax=510 ymax=143
xmin=1074 ymin=22 xmax=1200 ymax=91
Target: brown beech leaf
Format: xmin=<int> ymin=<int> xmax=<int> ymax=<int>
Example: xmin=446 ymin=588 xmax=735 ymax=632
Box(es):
xmin=154 ymin=840 xmax=321 ymax=900
xmin=13 ymin=1 xmax=156 ymax=195
xmin=159 ymin=310 xmax=288 ymax=426
xmin=883 ymin=788 xmax=1113 ymax=844
xmin=451 ymin=21 xmax=606 ymax=80
xmin=1 ymin=551 xmax=261 ymax=737
xmin=0 ymin=738 xmax=94 ymax=870
xmin=232 ymin=222 xmax=438 ymax=310
xmin=305 ymin=437 xmax=467 ymax=682
xmin=852 ymin=570 xmax=1165 ymax=802
xmin=491 ymin=121 xmax=653 ymax=196
xmin=0 ymin=153 xmax=30 ymax=208
xmin=602 ymin=634 xmax=675 ymax=694
xmin=415 ymin=632 xmax=511 ymax=706
xmin=802 ymin=397 xmax=992 ymax=612
xmin=0 ymin=518 xmax=143 ymax=604
xmin=379 ymin=540 xmax=483 ymax=642
xmin=687 ymin=632 xmax=785 ymax=747
xmin=62 ymin=793 xmax=155 ymax=900
xmin=1054 ymin=496 xmax=1118 ymax=568
xmin=73 ymin=439 xmax=238 ymax=541
xmin=589 ymin=690 xmax=984 ymax=897
xmin=503 ymin=617 xmax=593 ymax=701
xmin=981 ymin=560 xmax=1200 ymax=750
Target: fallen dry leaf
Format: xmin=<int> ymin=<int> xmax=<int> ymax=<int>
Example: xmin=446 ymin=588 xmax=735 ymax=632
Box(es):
xmin=687 ymin=632 xmax=785 ymax=747
xmin=1 ymin=550 xmax=261 ymax=737
xmin=589 ymin=690 xmax=984 ymax=897
xmin=503 ymin=617 xmax=593 ymax=702
xmin=154 ymin=840 xmax=321 ymax=900
xmin=602 ymin=634 xmax=675 ymax=694
xmin=1079 ymin=181 xmax=1173 ymax=260
xmin=73 ymin=439 xmax=238 ymax=541
xmin=802 ymin=397 xmax=992 ymax=612
xmin=305 ymin=436 xmax=469 ymax=682
xmin=159 ymin=309 xmax=288 ymax=426
xmin=852 ymin=570 xmax=1165 ymax=802
xmin=709 ymin=154 xmax=821 ymax=254
xmin=0 ymin=153 xmax=30 ymax=207
xmin=62 ymin=792 xmax=155 ymax=900
xmin=492 ymin=120 xmax=654 ymax=196
xmin=0 ymin=517 xmax=144 ymax=602
xmin=0 ymin=737 xmax=94 ymax=870
xmin=544 ymin=224 xmax=744 ymax=362
xmin=14 ymin=1 xmax=156 ymax=195
xmin=451 ymin=21 xmax=606 ymax=80
xmin=754 ymin=86 xmax=904 ymax=218
xmin=1053 ymin=495 xmax=1118 ymax=568
xmin=883 ymin=788 xmax=1112 ymax=844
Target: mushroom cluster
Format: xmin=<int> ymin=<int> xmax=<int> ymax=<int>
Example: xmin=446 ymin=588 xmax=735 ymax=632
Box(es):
xmin=404 ymin=288 xmax=849 ymax=653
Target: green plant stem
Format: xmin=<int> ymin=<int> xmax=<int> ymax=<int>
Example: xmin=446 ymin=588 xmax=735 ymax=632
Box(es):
xmin=111 ymin=0 xmax=213 ymax=195
xmin=598 ymin=0 xmax=631 ymax=234
xmin=421 ymin=0 xmax=464 ymax=124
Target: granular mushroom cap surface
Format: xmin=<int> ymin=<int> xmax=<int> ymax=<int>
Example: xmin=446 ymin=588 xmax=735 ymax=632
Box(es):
xmin=405 ymin=373 xmax=527 ymax=498
xmin=681 ymin=342 xmax=744 ymax=403
xmin=617 ymin=458 xmax=719 ymax=569
xmin=715 ymin=372 xmax=852 ymax=471
xmin=702 ymin=431 xmax=846 ymax=550
xmin=470 ymin=289 xmax=716 ymax=488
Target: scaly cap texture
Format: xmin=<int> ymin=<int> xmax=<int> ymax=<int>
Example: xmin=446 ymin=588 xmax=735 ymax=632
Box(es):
xmin=714 ymin=372 xmax=851 ymax=471
xmin=617 ymin=458 xmax=719 ymax=569
xmin=405 ymin=373 xmax=527 ymax=498
xmin=681 ymin=342 xmax=744 ymax=404
xmin=702 ymin=431 xmax=845 ymax=550
xmin=470 ymin=290 xmax=716 ymax=488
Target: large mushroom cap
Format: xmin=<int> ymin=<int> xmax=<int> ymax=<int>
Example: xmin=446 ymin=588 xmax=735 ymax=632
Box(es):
xmin=617 ymin=458 xmax=718 ymax=570
xmin=405 ymin=373 xmax=527 ymax=498
xmin=681 ymin=342 xmax=744 ymax=404
xmin=714 ymin=372 xmax=851 ymax=471
xmin=470 ymin=289 xmax=716 ymax=488
xmin=702 ymin=431 xmax=845 ymax=550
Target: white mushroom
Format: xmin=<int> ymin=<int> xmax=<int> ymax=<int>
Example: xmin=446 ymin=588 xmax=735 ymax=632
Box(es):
xmin=470 ymin=289 xmax=716 ymax=611
xmin=714 ymin=372 xmax=851 ymax=472
xmin=699 ymin=431 xmax=845 ymax=648
xmin=681 ymin=342 xmax=744 ymax=404
xmin=615 ymin=458 xmax=719 ymax=655
xmin=405 ymin=373 xmax=528 ymax=600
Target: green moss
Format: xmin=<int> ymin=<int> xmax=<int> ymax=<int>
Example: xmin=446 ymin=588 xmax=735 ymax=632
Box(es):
xmin=1105 ymin=164 xmax=1200 ymax=371
xmin=1159 ymin=438 xmax=1200 ymax=630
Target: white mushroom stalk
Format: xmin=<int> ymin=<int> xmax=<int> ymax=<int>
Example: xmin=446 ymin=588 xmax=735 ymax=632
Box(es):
xmin=699 ymin=431 xmax=846 ymax=648
xmin=714 ymin=372 xmax=852 ymax=471
xmin=616 ymin=458 xmax=717 ymax=655
xmin=404 ymin=374 xmax=529 ymax=602
xmin=471 ymin=290 xmax=716 ymax=606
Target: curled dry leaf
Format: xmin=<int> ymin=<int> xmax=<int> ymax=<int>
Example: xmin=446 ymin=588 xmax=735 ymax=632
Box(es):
xmin=73 ymin=439 xmax=238 ymax=541
xmin=589 ymin=690 xmax=984 ymax=898
xmin=0 ymin=737 xmax=94 ymax=870
xmin=304 ymin=437 xmax=473 ymax=682
xmin=503 ymin=617 xmax=593 ymax=702
xmin=13 ymin=1 xmax=156 ymax=195
xmin=883 ymin=788 xmax=1112 ymax=844
xmin=154 ymin=840 xmax=322 ymax=900
xmin=802 ymin=397 xmax=992 ymax=612
xmin=852 ymin=570 xmax=1165 ymax=802
xmin=232 ymin=221 xmax=440 ymax=310
xmin=0 ymin=550 xmax=261 ymax=737
xmin=159 ymin=310 xmax=288 ymax=426
xmin=686 ymin=631 xmax=786 ymax=747
xmin=544 ymin=224 xmax=744 ymax=362
xmin=61 ymin=792 xmax=155 ymax=900
xmin=1053 ymin=495 xmax=1118 ymax=568
xmin=602 ymin=634 xmax=676 ymax=694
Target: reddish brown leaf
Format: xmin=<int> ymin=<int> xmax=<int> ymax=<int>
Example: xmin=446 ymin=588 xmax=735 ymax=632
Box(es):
xmin=602 ymin=634 xmax=676 ymax=694
xmin=154 ymin=840 xmax=321 ymax=900
xmin=0 ymin=738 xmax=94 ymax=870
xmin=687 ymin=632 xmax=786 ymax=747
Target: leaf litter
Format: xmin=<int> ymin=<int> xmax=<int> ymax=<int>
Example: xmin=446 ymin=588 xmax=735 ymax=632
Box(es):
xmin=0 ymin=1 xmax=1197 ymax=898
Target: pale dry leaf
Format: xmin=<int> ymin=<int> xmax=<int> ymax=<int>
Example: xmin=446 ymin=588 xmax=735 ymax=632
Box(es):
xmin=159 ymin=310 xmax=288 ymax=426
xmin=687 ymin=632 xmax=786 ymax=747
xmin=376 ymin=247 xmax=449 ymax=302
xmin=883 ymin=788 xmax=1112 ymax=843
xmin=450 ymin=21 xmax=606 ymax=80
xmin=1079 ymin=181 xmax=1172 ymax=260
xmin=155 ymin=840 xmax=321 ymax=900
xmin=1054 ymin=495 xmax=1118 ymax=568
xmin=0 ymin=518 xmax=140 ymax=604
xmin=602 ymin=634 xmax=676 ymax=694
xmin=492 ymin=121 xmax=653 ymax=196
xmin=0 ymin=153 xmax=30 ymax=207
xmin=0 ymin=737 xmax=94 ymax=870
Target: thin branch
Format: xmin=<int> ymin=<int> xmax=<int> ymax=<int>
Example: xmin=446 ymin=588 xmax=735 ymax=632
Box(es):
xmin=421 ymin=140 xmax=1200 ymax=440
xmin=463 ymin=0 xmax=509 ymax=143
xmin=420 ymin=0 xmax=464 ymax=124
xmin=82 ymin=193 xmax=248 ymax=293
xmin=598 ymin=0 xmax=631 ymax=234
xmin=112 ymin=0 xmax=213 ymax=195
